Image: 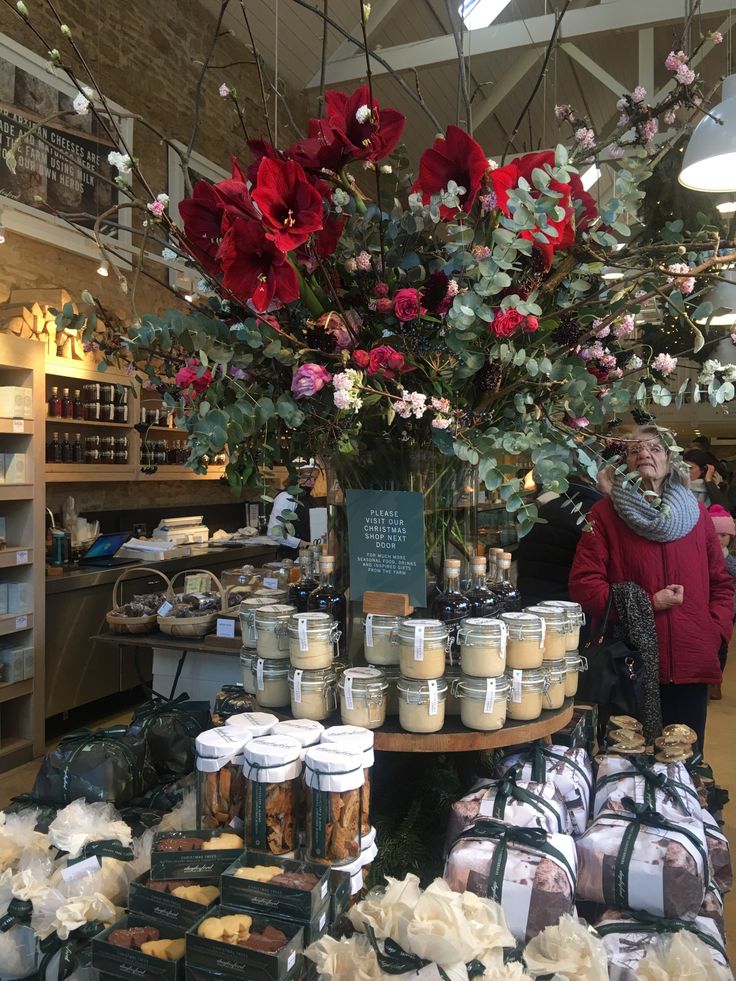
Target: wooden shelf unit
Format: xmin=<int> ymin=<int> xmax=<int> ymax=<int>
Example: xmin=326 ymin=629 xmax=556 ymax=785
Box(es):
xmin=0 ymin=333 xmax=45 ymax=770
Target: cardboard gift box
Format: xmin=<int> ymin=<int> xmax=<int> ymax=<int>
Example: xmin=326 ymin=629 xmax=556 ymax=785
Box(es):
xmin=92 ymin=912 xmax=190 ymax=981
xmin=151 ymin=830 xmax=245 ymax=881
xmin=220 ymin=854 xmax=330 ymax=920
xmin=128 ymin=873 xmax=220 ymax=929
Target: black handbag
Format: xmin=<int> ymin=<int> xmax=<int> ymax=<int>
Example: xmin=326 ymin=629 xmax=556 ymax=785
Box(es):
xmin=576 ymin=590 xmax=646 ymax=724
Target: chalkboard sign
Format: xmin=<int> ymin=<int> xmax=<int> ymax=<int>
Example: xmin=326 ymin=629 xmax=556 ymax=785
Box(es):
xmin=346 ymin=489 xmax=426 ymax=607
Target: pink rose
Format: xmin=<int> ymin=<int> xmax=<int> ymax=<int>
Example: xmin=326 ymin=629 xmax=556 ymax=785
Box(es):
xmin=492 ymin=309 xmax=524 ymax=338
xmin=175 ymin=360 xmax=212 ymax=396
xmin=375 ymin=297 xmax=393 ymax=314
xmin=393 ymin=288 xmax=422 ymax=322
xmin=523 ymin=315 xmax=539 ymax=333
xmin=353 ymin=349 xmax=370 ymax=369
xmin=291 ymin=363 xmax=332 ymax=399
xmin=366 ymin=344 xmax=409 ymax=380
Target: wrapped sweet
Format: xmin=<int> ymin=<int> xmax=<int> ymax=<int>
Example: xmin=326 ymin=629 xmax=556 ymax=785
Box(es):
xmin=522 ymin=914 xmax=608 ymax=981
xmin=593 ymin=756 xmax=702 ymax=822
xmin=498 ymin=743 xmax=592 ymax=836
xmin=698 ymin=885 xmax=725 ymax=936
xmin=444 ymin=819 xmax=577 ymax=942
xmin=576 ymin=801 xmax=709 ymax=918
xmin=701 ymin=809 xmax=732 ymax=894
xmin=595 ymin=909 xmax=731 ymax=981
xmin=446 ymin=774 xmax=571 ymax=846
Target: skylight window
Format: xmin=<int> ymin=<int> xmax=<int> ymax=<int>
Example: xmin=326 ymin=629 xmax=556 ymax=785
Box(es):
xmin=458 ymin=0 xmax=513 ymax=30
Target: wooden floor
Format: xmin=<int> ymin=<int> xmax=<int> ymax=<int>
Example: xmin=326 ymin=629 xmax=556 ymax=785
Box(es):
xmin=0 ymin=662 xmax=733 ymax=961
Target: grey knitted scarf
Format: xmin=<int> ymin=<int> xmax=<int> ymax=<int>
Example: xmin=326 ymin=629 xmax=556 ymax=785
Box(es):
xmin=611 ymin=582 xmax=663 ymax=743
xmin=610 ymin=476 xmax=699 ymax=542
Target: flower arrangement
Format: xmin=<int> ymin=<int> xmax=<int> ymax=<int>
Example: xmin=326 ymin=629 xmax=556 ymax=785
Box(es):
xmin=22 ymin=3 xmax=736 ymax=531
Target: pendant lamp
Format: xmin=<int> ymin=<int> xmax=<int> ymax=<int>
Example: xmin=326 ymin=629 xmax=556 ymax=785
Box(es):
xmin=680 ymin=75 xmax=736 ymax=192
xmin=695 ymin=269 xmax=736 ymax=326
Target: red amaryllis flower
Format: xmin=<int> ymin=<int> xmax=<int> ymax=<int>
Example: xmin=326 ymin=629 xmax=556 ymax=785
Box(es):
xmin=252 ymin=157 xmax=324 ymax=253
xmin=286 ymin=119 xmax=346 ymax=174
xmin=413 ymin=125 xmax=489 ymax=217
xmin=213 ymin=158 xmax=260 ymax=232
xmin=324 ymin=85 xmax=405 ymax=165
xmin=245 ymin=139 xmax=283 ymax=186
xmin=218 ymin=218 xmax=299 ymax=312
xmin=178 ymin=180 xmax=224 ymax=275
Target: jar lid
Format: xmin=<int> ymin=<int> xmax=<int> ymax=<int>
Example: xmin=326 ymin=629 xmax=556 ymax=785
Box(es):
xmin=565 ymin=653 xmax=586 ymax=670
xmin=303 ymin=744 xmax=365 ymax=792
xmin=254 ymin=656 xmax=290 ymax=678
xmin=240 ymin=597 xmax=267 ymax=609
xmin=338 ymin=667 xmax=388 ymax=693
xmin=367 ymin=662 xmax=401 ymax=680
xmin=288 ymin=665 xmax=337 ymax=686
xmin=243 ymin=734 xmax=303 ymax=782
xmin=362 ymin=614 xmax=403 ymax=628
xmin=271 ymin=718 xmax=324 ymax=747
xmin=524 ymin=605 xmax=567 ymax=628
xmin=255 ymin=603 xmax=297 ymax=624
xmin=321 ymin=725 xmax=375 ymax=752
xmin=397 ymin=677 xmax=449 ymax=699
xmin=287 ymin=612 xmax=334 ymax=634
xmin=360 ymin=826 xmax=377 ymax=850
xmin=396 ymin=619 xmax=448 ymax=641
xmin=196 ymin=727 xmax=252 ymax=758
xmin=456 ymin=674 xmax=510 ymax=698
xmin=458 ymin=617 xmax=507 ymax=647
xmin=500 ymin=612 xmax=545 ymax=636
xmin=225 ymin=711 xmax=278 ymax=735
xmin=539 ymin=599 xmax=584 ymax=623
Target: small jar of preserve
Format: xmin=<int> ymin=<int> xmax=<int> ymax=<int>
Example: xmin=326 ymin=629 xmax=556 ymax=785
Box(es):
xmin=396 ymin=620 xmax=448 ymax=680
xmin=505 ymin=668 xmax=547 ymax=721
xmin=500 ymin=613 xmax=545 ymax=670
xmin=362 ymin=614 xmax=402 ymax=665
xmin=397 ymin=677 xmax=448 ymax=733
xmin=338 ymin=667 xmax=388 ymax=730
xmin=456 ymin=673 xmax=510 ymax=731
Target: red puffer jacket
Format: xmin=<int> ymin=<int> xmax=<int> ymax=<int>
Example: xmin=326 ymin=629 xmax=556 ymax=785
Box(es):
xmin=569 ymin=497 xmax=733 ymax=685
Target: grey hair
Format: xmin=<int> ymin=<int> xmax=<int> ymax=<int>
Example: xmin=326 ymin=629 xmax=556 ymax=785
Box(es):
xmin=629 ymin=426 xmax=690 ymax=489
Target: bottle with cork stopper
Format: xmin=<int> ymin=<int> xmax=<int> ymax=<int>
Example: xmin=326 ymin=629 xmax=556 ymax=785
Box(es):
xmin=307 ymin=551 xmax=347 ymax=656
xmin=490 ymin=552 xmax=521 ymax=613
xmin=430 ymin=557 xmax=471 ymax=654
xmin=488 ymin=548 xmax=504 ymax=589
xmin=465 ymin=552 xmax=499 ymax=618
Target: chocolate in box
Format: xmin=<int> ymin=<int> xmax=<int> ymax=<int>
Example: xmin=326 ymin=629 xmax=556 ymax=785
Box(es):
xmin=221 ymin=853 xmax=330 ymax=920
xmin=267 ymin=898 xmax=330 ymax=947
xmin=151 ymin=830 xmax=245 ymax=881
xmin=329 ymin=868 xmax=351 ymax=924
xmin=92 ymin=912 xmax=191 ymax=981
xmin=185 ymin=905 xmax=304 ymax=981
xmin=129 ymin=872 xmax=220 ymax=929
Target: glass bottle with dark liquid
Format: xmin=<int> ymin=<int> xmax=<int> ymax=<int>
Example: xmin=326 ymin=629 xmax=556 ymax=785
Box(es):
xmin=430 ymin=558 xmax=471 ymax=656
xmin=289 ymin=550 xmax=319 ymax=612
xmin=490 ymin=551 xmax=522 ymax=612
xmin=465 ymin=556 xmax=500 ymax=617
xmin=307 ymin=554 xmax=347 ymax=656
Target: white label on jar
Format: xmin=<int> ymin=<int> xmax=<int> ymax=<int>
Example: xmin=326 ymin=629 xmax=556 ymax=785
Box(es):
xmin=158 ymin=600 xmax=173 ymax=617
xmin=414 ymin=623 xmax=425 ymax=661
xmin=512 ymin=670 xmax=523 ymax=704
xmin=499 ymin=621 xmax=507 ymax=657
xmin=263 ymin=577 xmax=279 ymax=589
xmin=216 ymin=617 xmax=236 ymax=638
xmin=293 ymin=669 xmax=303 ymax=704
xmin=345 ymin=675 xmax=355 ymax=710
xmin=15 ymin=550 xmax=27 ymax=565
xmin=484 ymin=678 xmax=496 ymax=714
xmin=365 ymin=614 xmax=374 ymax=647
xmin=298 ymin=617 xmax=309 ymax=652
xmin=256 ymin=658 xmax=265 ymax=691
xmin=539 ymin=618 xmax=546 ymax=649
xmin=428 ymin=679 xmax=438 ymax=716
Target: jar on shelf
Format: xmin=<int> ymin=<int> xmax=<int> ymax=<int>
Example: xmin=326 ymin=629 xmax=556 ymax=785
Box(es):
xmin=272 ymin=718 xmax=324 ymax=751
xmin=444 ymin=663 xmax=462 ymax=717
xmin=225 ymin=710 xmax=278 ymax=736
xmin=289 ymin=665 xmax=337 ymax=721
xmin=254 ymin=657 xmax=291 ymax=709
xmin=456 ymin=673 xmax=510 ymax=731
xmin=396 ymin=620 xmax=448 ymax=680
xmin=397 ymin=677 xmax=448 ymax=733
xmin=243 ymin=735 xmax=303 ymax=854
xmin=84 ymin=402 xmax=100 ymax=421
xmin=255 ymin=603 xmax=296 ymax=659
xmin=539 ymin=600 xmax=585 ymax=651
xmin=320 ymin=726 xmax=374 ymax=836
xmin=303 ymin=744 xmax=365 ymax=865
xmin=240 ymin=650 xmax=257 ymax=696
xmin=362 ymin=614 xmax=402 ymax=665
xmin=499 ymin=612 xmax=545 ymax=670
xmin=338 ymin=667 xmax=388 ymax=730
xmin=254 ymin=586 xmax=289 ymax=603
xmin=542 ymin=658 xmax=567 ymax=709
xmin=524 ymin=605 xmax=569 ymax=661
xmin=98 ymin=404 xmax=114 ymax=423
xmin=458 ymin=617 xmax=507 ymax=677
xmin=195 ymin=727 xmax=249 ymax=830
xmin=368 ymin=663 xmax=400 ymax=716
xmin=288 ymin=612 xmax=338 ymax=670
xmin=505 ymin=668 xmax=548 ymax=721
xmin=239 ymin=597 xmax=268 ymax=650
xmin=564 ymin=653 xmax=587 ymax=697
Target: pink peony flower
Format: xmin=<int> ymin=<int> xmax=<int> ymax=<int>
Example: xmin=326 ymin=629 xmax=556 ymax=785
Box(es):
xmin=373 ymin=297 xmax=393 ymax=314
xmin=392 ymin=288 xmax=423 ymax=322
xmin=492 ymin=308 xmax=524 ymax=338
xmin=290 ymin=363 xmax=332 ymax=399
xmin=175 ymin=361 xmax=213 ymax=396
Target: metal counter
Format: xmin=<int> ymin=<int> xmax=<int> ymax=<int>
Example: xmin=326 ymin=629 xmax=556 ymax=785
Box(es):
xmin=45 ymin=543 xmax=277 ymax=717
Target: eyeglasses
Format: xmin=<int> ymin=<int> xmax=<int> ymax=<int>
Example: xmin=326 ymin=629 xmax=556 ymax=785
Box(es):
xmin=626 ymin=440 xmax=667 ymax=457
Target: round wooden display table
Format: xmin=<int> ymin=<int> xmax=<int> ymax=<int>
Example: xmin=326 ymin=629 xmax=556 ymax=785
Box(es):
xmin=371 ymin=699 xmax=574 ymax=753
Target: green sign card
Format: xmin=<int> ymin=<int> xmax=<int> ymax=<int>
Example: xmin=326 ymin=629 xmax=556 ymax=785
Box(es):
xmin=346 ymin=489 xmax=426 ymax=607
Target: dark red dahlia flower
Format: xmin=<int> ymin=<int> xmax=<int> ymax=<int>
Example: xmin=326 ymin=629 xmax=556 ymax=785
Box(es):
xmin=323 ymin=85 xmax=405 ymax=165
xmin=252 ymin=157 xmax=324 ymax=253
xmin=217 ymin=218 xmax=299 ymax=312
xmin=413 ymin=125 xmax=489 ymax=217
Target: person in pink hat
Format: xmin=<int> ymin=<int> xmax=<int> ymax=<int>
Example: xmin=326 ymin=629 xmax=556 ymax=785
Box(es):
xmin=708 ymin=504 xmax=736 ymax=699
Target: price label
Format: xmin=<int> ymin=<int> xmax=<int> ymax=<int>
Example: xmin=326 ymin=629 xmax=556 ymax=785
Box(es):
xmin=12 ymin=418 xmax=23 ymax=433
xmin=15 ymin=550 xmax=28 ymax=565
xmin=293 ymin=669 xmax=303 ymax=704
xmin=428 ymin=679 xmax=438 ymax=716
xmin=263 ymin=576 xmax=279 ymax=590
xmin=484 ymin=678 xmax=496 ymax=715
xmin=256 ymin=658 xmax=265 ymax=691
xmin=364 ymin=614 xmax=374 ymax=648
xmin=157 ymin=600 xmax=173 ymax=617
xmin=216 ymin=618 xmax=236 ymax=638
xmin=287 ymin=952 xmax=296 ymax=972
xmin=414 ymin=623 xmax=425 ymax=661
xmin=512 ymin=669 xmax=523 ymax=704
xmin=61 ymin=856 xmax=101 ymax=882
xmin=15 ymin=615 xmax=27 ymax=630
xmin=344 ymin=675 xmax=354 ymax=710
xmin=298 ymin=616 xmax=309 ymax=652
xmin=184 ymin=574 xmax=209 ymax=593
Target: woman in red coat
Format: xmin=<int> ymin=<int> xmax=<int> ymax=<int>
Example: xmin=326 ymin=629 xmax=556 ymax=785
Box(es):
xmin=569 ymin=427 xmax=733 ymax=747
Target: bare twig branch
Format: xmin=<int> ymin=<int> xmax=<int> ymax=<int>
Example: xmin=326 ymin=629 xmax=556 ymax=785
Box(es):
xmin=318 ymin=0 xmax=329 ymax=115
xmin=444 ymin=0 xmax=472 ymax=132
xmin=186 ymin=0 xmax=231 ymax=162
xmin=359 ymin=0 xmax=385 ymax=260
xmin=240 ymin=0 xmax=275 ymax=144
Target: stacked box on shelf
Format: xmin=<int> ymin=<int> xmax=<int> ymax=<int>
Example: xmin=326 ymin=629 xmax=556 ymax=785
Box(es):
xmin=0 ymin=386 xmax=32 ymax=418
xmin=0 ymin=581 xmax=32 ymax=614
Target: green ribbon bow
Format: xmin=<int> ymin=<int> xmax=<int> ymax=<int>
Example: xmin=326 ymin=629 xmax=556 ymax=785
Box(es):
xmin=596 ymin=910 xmax=726 ymax=958
xmin=364 ymin=924 xmax=486 ymax=978
xmin=492 ymin=774 xmax=564 ymax=832
xmin=0 ymin=897 xmax=33 ymax=932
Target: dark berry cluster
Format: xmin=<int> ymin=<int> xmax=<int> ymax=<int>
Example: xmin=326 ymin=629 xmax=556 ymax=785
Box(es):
xmin=550 ymin=314 xmax=584 ymax=347
xmin=475 ymin=361 xmax=501 ymax=392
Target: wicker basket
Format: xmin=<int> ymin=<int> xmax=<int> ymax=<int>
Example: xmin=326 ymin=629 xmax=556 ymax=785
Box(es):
xmin=157 ymin=568 xmax=225 ymax=638
xmin=106 ymin=567 xmax=174 ymax=635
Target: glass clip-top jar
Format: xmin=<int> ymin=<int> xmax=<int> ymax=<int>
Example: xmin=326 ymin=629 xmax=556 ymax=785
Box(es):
xmin=253 ymin=657 xmax=291 ymax=709
xmin=542 ymin=658 xmax=567 ymax=709
xmin=363 ymin=614 xmax=403 ymax=665
xmin=239 ymin=597 xmax=269 ymax=650
xmin=338 ymin=667 xmax=388 ymax=730
xmin=564 ymin=653 xmax=587 ymax=697
xmin=539 ymin=600 xmax=585 ymax=652
xmin=505 ymin=667 xmax=549 ymax=721
xmin=500 ymin=612 xmax=545 ymax=670
xmin=397 ymin=677 xmax=448 ymax=733
xmin=396 ymin=619 xmax=448 ymax=680
xmin=458 ymin=617 xmax=507 ymax=678
xmin=456 ymin=673 xmax=510 ymax=731
xmin=524 ymin=605 xmax=569 ymax=661
xmin=289 ymin=665 xmax=337 ymax=721
xmin=288 ymin=612 xmax=339 ymax=669
xmin=255 ymin=603 xmax=296 ymax=659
